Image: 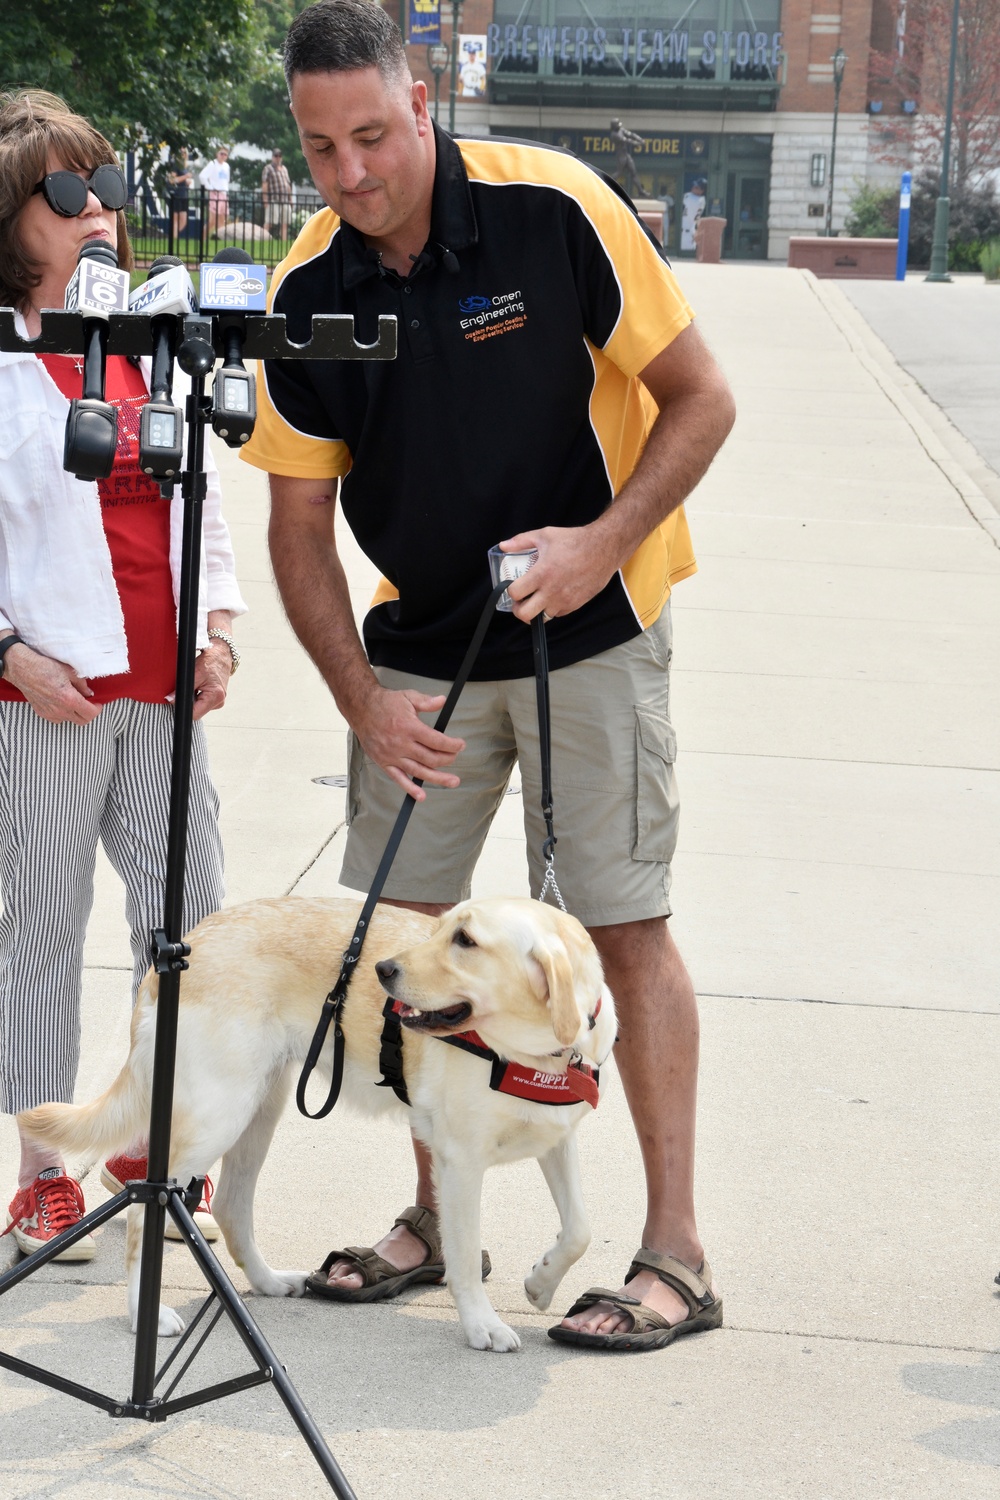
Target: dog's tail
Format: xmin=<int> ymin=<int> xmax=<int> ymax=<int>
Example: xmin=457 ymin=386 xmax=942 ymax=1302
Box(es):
xmin=18 ymin=1005 xmax=152 ymax=1160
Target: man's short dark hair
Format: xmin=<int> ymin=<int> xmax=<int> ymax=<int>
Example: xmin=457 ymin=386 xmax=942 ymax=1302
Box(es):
xmin=284 ymin=0 xmax=409 ymax=88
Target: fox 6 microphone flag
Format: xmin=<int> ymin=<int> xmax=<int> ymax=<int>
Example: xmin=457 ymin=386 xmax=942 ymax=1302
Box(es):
xmin=64 ymin=246 xmax=130 ymax=317
xmin=198 ymin=258 xmax=268 ymax=312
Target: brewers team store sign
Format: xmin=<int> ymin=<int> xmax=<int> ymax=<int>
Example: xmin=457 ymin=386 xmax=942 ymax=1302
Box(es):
xmin=486 ymin=24 xmax=783 ymax=71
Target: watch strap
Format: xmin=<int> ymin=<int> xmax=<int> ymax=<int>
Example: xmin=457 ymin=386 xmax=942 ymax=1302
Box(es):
xmin=0 ymin=634 xmax=24 ymax=678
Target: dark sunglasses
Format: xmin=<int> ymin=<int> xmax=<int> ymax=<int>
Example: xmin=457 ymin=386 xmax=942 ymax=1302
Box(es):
xmin=31 ymin=164 xmax=128 ymax=218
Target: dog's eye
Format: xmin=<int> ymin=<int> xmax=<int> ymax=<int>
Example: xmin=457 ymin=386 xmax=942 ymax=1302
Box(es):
xmin=452 ymin=928 xmax=477 ymax=949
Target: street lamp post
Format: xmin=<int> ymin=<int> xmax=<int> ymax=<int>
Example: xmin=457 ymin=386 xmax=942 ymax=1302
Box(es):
xmin=926 ymin=0 xmax=961 ymax=282
xmin=427 ymin=42 xmax=449 ymax=124
xmin=824 ymin=47 xmax=847 ymax=236
xmin=448 ymin=0 xmax=463 ymax=135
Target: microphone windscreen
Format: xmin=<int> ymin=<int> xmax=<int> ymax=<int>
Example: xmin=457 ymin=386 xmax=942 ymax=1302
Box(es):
xmin=78 ymin=240 xmax=119 ymax=269
xmin=212 ymin=247 xmax=254 ymax=264
xmin=148 ymin=255 xmax=185 ymax=278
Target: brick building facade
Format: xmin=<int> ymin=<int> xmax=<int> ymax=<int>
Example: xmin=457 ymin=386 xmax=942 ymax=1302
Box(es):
xmin=399 ymin=0 xmax=899 ymax=260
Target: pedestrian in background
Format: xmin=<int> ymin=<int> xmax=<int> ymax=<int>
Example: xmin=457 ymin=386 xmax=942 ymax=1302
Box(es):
xmin=166 ymin=146 xmax=193 ymax=241
xmin=262 ymin=147 xmax=292 ymax=240
xmin=199 ymin=144 xmax=230 ymax=239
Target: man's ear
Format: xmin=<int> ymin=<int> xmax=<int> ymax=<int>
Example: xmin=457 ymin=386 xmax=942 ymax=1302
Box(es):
xmin=411 ymin=79 xmax=432 ymax=135
xmin=530 ymin=939 xmax=580 ymax=1047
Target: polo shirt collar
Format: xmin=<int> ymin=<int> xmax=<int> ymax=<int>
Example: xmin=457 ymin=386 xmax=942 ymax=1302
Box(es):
xmin=339 ymin=122 xmax=478 ymax=289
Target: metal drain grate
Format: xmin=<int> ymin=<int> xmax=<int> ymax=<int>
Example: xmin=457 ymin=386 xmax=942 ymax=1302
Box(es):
xmin=314 ymin=776 xmax=522 ymax=794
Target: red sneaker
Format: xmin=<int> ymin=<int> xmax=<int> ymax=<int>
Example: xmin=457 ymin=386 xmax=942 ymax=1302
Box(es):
xmin=4 ymin=1168 xmax=95 ymax=1261
xmin=101 ymin=1154 xmax=219 ymax=1241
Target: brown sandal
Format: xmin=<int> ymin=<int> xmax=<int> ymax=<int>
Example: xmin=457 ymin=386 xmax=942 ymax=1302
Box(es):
xmin=305 ymin=1205 xmax=491 ymax=1302
xmin=548 ymin=1248 xmax=722 ymax=1351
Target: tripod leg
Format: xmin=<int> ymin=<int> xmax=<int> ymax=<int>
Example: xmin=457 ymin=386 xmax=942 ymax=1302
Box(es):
xmin=169 ymin=1191 xmax=356 ymax=1498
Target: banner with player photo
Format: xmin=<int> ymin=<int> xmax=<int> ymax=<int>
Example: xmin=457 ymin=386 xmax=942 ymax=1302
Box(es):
xmin=458 ymin=35 xmax=488 ymax=96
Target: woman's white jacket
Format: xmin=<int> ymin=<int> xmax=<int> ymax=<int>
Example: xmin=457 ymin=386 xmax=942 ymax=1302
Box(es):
xmin=0 ymin=326 xmax=247 ymax=680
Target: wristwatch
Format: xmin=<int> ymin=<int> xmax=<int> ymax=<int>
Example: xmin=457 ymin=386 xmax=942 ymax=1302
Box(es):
xmin=207 ymin=627 xmax=240 ymax=675
xmin=0 ymin=633 xmax=24 ymax=678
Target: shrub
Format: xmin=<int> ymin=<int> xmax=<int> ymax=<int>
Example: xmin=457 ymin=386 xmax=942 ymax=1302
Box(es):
xmin=981 ymin=239 xmax=1000 ymax=280
xmin=845 ymin=181 xmax=899 ymax=238
xmin=907 ymin=171 xmax=1000 ymax=269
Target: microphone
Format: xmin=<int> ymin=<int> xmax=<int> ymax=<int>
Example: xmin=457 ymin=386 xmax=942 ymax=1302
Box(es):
xmin=439 ymin=246 xmax=460 ymax=274
xmin=62 ymin=241 xmax=130 ymax=480
xmin=198 ymin=247 xmax=265 ymax=447
xmin=130 ymin=256 xmax=195 ymax=481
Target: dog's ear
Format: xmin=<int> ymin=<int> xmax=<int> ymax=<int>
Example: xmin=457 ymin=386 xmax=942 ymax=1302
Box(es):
xmin=530 ymin=938 xmax=580 ymax=1046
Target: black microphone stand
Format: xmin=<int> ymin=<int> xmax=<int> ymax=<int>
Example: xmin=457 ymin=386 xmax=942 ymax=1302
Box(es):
xmin=0 ymin=304 xmax=396 ymax=1496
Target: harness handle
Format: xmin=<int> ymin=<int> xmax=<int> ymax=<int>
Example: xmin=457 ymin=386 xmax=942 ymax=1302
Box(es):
xmin=296 ymin=577 xmax=514 ymax=1118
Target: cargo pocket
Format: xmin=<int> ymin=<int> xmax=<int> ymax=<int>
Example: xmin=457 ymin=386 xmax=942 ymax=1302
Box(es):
xmin=345 ymin=729 xmax=364 ymax=825
xmin=632 ymin=707 xmax=680 ymax=864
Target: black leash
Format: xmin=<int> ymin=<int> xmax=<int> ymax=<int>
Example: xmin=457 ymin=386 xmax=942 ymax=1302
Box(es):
xmin=296 ymin=577 xmax=541 ymax=1119
xmin=531 ymin=612 xmax=566 ymax=912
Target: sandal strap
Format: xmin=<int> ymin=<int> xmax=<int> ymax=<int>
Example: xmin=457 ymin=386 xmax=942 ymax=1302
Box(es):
xmin=393 ymin=1204 xmax=442 ymax=1262
xmin=315 ymin=1244 xmax=404 ymax=1288
xmin=626 ymin=1248 xmax=716 ymax=1316
xmin=562 ymin=1286 xmax=672 ymax=1335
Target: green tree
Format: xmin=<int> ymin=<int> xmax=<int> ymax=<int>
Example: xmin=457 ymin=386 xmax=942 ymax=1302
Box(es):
xmin=0 ymin=0 xmax=269 ymax=178
xmin=228 ymin=0 xmax=313 ymax=187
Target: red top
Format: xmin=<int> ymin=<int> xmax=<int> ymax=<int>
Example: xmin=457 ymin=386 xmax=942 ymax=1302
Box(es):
xmin=0 ymin=355 xmax=177 ymax=703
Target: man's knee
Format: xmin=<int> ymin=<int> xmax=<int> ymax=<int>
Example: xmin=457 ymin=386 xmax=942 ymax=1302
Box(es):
xmin=382 ymin=898 xmax=453 ymax=918
xmin=586 ymin=915 xmax=669 ymax=965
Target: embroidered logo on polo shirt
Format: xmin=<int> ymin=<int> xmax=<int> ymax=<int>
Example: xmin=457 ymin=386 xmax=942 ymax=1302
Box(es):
xmin=459 ymin=288 xmax=527 ymax=344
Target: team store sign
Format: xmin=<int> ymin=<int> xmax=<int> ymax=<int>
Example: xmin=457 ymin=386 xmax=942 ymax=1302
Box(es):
xmin=486 ymin=24 xmax=783 ymax=71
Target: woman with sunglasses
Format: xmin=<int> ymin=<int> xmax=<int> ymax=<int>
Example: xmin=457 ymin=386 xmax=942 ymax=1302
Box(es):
xmin=0 ymin=91 xmax=246 ymax=1262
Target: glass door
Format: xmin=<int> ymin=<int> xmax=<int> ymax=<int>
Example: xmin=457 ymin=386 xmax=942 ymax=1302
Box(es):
xmin=725 ymin=170 xmax=768 ymax=258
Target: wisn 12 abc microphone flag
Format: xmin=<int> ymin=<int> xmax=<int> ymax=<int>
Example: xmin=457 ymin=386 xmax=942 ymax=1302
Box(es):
xmin=198 ymin=261 xmax=269 ymax=312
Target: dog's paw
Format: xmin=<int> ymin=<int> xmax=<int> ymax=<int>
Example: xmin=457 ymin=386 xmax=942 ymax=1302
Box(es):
xmin=524 ymin=1276 xmax=554 ymax=1311
xmin=465 ymin=1320 xmax=521 ymax=1353
xmin=249 ymin=1270 xmax=308 ymax=1299
xmin=131 ymin=1303 xmax=185 ymax=1338
xmin=524 ymin=1258 xmax=559 ymax=1310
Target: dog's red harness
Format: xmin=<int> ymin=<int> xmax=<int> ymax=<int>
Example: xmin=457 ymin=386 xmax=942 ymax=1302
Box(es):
xmin=383 ymin=997 xmax=602 ymax=1110
xmin=439 ymin=1030 xmax=600 ymax=1109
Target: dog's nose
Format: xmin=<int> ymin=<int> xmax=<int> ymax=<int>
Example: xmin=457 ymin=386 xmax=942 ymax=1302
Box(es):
xmin=375 ymin=959 xmax=399 ymax=985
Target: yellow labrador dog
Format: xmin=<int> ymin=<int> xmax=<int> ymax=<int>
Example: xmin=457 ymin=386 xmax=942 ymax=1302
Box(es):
xmin=20 ymin=896 xmax=616 ymax=1353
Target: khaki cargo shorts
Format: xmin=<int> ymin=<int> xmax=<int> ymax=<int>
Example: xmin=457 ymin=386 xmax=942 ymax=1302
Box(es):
xmin=340 ymin=608 xmax=679 ymax=929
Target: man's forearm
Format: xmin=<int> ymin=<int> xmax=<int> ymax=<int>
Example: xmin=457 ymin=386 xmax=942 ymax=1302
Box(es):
xmin=268 ymin=507 xmax=379 ymax=728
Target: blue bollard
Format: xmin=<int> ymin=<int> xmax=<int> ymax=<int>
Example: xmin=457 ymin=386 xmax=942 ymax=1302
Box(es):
xmin=896 ymin=171 xmax=912 ymax=281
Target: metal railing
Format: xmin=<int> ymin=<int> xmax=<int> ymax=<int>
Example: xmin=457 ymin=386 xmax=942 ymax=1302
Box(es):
xmin=127 ymin=185 xmax=326 ymax=267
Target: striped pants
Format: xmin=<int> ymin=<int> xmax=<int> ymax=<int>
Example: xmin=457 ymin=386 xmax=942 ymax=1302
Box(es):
xmin=0 ymin=700 xmax=224 ymax=1113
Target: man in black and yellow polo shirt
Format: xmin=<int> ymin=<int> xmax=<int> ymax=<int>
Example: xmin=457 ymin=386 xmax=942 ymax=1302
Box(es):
xmin=242 ymin=0 xmax=736 ymax=1352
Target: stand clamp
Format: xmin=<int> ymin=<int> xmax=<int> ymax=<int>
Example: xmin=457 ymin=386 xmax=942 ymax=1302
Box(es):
xmin=152 ymin=928 xmax=191 ymax=974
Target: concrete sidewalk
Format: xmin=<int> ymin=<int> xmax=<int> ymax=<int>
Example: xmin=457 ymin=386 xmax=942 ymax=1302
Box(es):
xmin=0 ymin=265 xmax=998 ymax=1499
